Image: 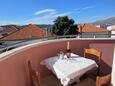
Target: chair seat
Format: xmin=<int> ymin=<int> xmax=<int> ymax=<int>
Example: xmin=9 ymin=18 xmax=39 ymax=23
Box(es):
xmin=42 ymin=75 xmax=62 ymax=86
xmin=98 ymin=74 xmax=111 ymax=86
xmin=76 ymin=78 xmax=95 ymax=86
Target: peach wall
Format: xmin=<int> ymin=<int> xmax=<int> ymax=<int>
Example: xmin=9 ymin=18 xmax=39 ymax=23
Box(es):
xmin=89 ymin=43 xmax=115 ymax=75
xmin=0 ymin=39 xmax=115 ymax=86
xmin=90 ymin=43 xmax=115 ymax=66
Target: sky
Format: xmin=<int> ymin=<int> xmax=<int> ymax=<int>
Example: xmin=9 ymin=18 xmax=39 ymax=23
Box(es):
xmin=0 ymin=0 xmax=115 ymax=25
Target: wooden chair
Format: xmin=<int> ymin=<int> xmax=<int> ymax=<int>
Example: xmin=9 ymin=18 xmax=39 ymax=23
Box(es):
xmin=96 ymin=74 xmax=111 ymax=86
xmin=76 ymin=74 xmax=111 ymax=86
xmin=27 ymin=60 xmax=61 ymax=86
xmin=84 ymin=48 xmax=102 ymax=58
xmin=84 ymin=48 xmax=102 ymax=76
xmin=27 ymin=60 xmax=41 ymax=86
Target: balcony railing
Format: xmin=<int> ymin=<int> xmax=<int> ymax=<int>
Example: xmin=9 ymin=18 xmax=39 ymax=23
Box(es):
xmin=0 ymin=33 xmax=115 ymax=53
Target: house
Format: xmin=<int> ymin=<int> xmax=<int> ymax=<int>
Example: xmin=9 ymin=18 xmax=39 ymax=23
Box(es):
xmin=111 ymin=29 xmax=115 ymax=38
xmin=107 ymin=25 xmax=115 ymax=38
xmin=0 ymin=24 xmax=53 ymax=41
xmin=107 ymin=25 xmax=115 ymax=30
xmin=95 ymin=24 xmax=101 ymax=28
xmin=77 ymin=24 xmax=110 ymax=38
xmin=0 ymin=26 xmax=18 ymax=36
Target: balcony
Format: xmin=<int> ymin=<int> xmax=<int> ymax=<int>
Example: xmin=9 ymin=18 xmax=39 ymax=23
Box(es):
xmin=0 ymin=38 xmax=115 ymax=86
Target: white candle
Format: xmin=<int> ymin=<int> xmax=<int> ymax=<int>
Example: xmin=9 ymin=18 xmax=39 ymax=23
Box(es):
xmin=67 ymin=41 xmax=70 ymax=49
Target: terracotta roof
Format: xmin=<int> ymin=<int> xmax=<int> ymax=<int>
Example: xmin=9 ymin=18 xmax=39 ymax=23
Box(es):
xmin=0 ymin=24 xmax=53 ymax=41
xmin=78 ymin=24 xmax=109 ymax=33
xmin=0 ymin=26 xmax=18 ymax=34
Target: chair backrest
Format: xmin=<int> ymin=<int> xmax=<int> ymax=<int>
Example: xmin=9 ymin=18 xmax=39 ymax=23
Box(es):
xmin=84 ymin=48 xmax=102 ymax=58
xmin=84 ymin=48 xmax=102 ymax=76
xmin=27 ymin=60 xmax=41 ymax=86
xmin=96 ymin=74 xmax=111 ymax=86
xmin=84 ymin=48 xmax=102 ymax=65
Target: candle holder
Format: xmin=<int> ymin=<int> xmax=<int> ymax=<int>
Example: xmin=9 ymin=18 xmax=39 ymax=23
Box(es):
xmin=66 ymin=49 xmax=71 ymax=58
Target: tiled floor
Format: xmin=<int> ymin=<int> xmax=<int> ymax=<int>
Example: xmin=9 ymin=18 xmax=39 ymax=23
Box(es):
xmin=42 ymin=74 xmax=96 ymax=86
xmin=74 ymin=78 xmax=96 ymax=86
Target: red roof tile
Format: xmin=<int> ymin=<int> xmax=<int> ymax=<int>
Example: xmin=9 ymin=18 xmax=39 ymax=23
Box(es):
xmin=1 ymin=24 xmax=53 ymax=41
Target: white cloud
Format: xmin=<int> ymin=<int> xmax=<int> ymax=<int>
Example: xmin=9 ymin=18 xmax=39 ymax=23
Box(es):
xmin=0 ymin=7 xmax=95 ymax=25
xmin=74 ymin=6 xmax=94 ymax=11
xmin=34 ymin=9 xmax=56 ymax=15
xmin=11 ymin=8 xmax=85 ymax=24
xmin=24 ymin=9 xmax=74 ymax=24
xmin=0 ymin=8 xmax=79 ymax=25
xmin=23 ymin=15 xmax=54 ymax=24
xmin=24 ymin=16 xmax=55 ymax=24
xmin=24 ymin=12 xmax=72 ymax=24
xmin=52 ymin=12 xmax=72 ymax=18
xmin=81 ymin=6 xmax=93 ymax=10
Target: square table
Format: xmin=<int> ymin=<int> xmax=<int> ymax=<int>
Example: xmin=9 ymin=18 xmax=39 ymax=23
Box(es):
xmin=40 ymin=53 xmax=98 ymax=86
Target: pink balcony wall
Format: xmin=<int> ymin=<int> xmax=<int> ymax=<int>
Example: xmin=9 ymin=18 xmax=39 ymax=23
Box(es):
xmin=0 ymin=39 xmax=115 ymax=86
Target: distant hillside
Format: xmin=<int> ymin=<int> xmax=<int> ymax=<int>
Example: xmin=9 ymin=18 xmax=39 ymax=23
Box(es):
xmin=93 ymin=17 xmax=115 ymax=25
xmin=0 ymin=25 xmax=21 ymax=29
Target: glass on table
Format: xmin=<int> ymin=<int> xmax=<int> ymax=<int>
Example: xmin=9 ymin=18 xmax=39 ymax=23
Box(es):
xmin=57 ymin=51 xmax=64 ymax=59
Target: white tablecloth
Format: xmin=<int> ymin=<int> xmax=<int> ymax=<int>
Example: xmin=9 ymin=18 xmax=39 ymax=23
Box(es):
xmin=40 ymin=53 xmax=98 ymax=86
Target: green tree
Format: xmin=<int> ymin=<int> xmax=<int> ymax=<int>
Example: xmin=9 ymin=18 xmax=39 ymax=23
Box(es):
xmin=51 ymin=16 xmax=77 ymax=35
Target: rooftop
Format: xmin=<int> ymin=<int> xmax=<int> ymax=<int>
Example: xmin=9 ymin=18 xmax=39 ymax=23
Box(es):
xmin=0 ymin=26 xmax=18 ymax=34
xmin=0 ymin=24 xmax=53 ymax=41
xmin=78 ymin=24 xmax=109 ymax=33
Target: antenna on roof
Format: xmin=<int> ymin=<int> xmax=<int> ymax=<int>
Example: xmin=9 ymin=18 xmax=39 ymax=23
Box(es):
xmin=45 ymin=28 xmax=47 ymax=37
